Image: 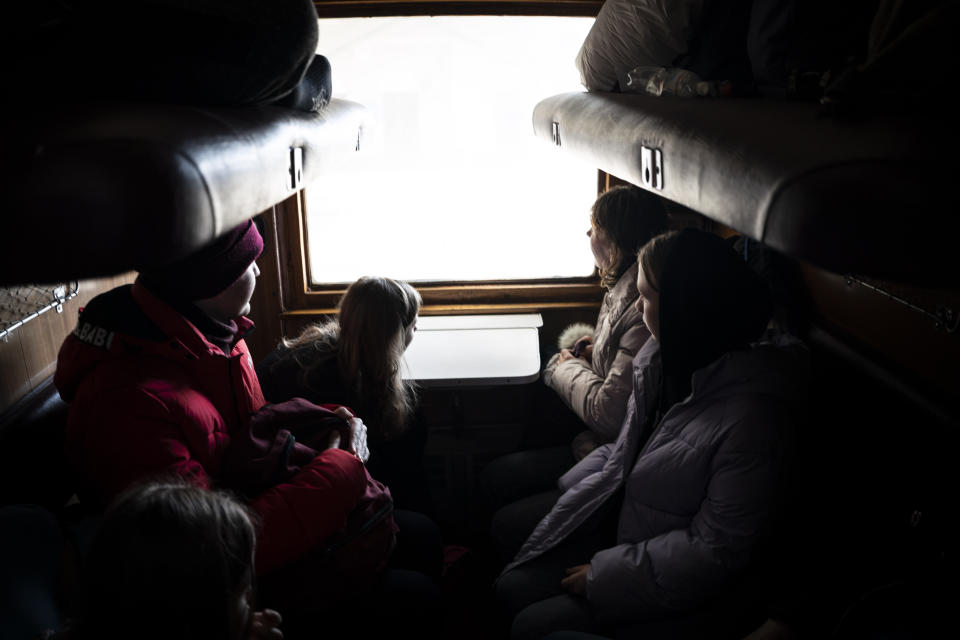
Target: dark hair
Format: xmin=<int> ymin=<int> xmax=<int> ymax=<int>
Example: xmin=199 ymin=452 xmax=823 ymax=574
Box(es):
xmin=75 ymin=481 xmax=257 ymax=640
xmin=591 ymin=186 xmax=669 ymax=288
xmin=640 ymin=228 xmax=773 ymax=408
xmin=637 ymin=230 xmax=683 ymax=293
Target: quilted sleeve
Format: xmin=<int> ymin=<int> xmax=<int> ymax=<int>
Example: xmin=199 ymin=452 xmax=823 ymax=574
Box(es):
xmin=586 ymin=409 xmax=791 ymax=622
xmin=250 ymin=448 xmax=367 ymax=574
xmin=64 ymin=385 xmax=214 ymax=503
xmin=546 ymin=322 xmax=650 ymax=442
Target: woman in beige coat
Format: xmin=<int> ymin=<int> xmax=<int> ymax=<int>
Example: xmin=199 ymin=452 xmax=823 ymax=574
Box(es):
xmin=542 ymin=258 xmax=649 ymax=460
xmin=483 ymin=186 xmax=668 ymax=555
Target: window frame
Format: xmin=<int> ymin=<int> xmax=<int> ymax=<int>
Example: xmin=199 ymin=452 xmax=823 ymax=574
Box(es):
xmin=275 ymin=173 xmax=614 ymax=316
xmin=313 ymin=1 xmax=602 ymax=20
xmin=274 ymin=1 xmax=610 ymax=317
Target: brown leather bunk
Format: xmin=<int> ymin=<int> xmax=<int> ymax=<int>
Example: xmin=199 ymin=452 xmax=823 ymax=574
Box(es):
xmin=532 ymin=91 xmax=956 ymax=284
xmin=2 ymin=100 xmax=365 ymax=286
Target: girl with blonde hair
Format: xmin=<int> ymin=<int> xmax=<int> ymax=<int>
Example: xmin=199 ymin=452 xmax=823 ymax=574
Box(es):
xmin=257 ymin=276 xmax=428 ymax=510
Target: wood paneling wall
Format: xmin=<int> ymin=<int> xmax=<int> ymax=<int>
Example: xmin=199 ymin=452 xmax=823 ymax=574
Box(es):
xmin=0 ymin=273 xmax=135 ymax=414
xmin=797 ymin=264 xmax=960 ymax=410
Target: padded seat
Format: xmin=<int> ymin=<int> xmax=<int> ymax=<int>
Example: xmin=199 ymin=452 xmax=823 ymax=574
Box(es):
xmin=3 ymin=99 xmax=365 ymax=286
xmin=0 ymin=504 xmax=65 ymax=640
xmin=533 ymin=92 xmax=956 ymax=284
xmin=0 ymin=378 xmax=72 ymax=509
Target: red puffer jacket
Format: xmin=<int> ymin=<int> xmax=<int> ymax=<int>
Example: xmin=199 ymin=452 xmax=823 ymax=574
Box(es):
xmin=54 ymin=280 xmax=367 ymax=574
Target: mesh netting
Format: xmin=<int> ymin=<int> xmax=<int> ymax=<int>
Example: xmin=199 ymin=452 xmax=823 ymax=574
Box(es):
xmin=0 ymin=284 xmax=76 ymax=336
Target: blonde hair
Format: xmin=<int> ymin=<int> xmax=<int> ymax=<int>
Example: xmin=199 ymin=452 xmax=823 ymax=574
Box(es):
xmin=285 ymin=276 xmax=421 ymax=439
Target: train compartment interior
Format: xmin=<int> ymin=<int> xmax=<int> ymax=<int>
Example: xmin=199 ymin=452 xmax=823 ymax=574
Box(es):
xmin=1 ymin=1 xmax=957 ymax=639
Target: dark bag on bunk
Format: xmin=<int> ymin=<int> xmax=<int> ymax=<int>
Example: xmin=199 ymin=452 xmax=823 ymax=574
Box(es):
xmin=674 ymin=0 xmax=756 ymax=93
xmin=4 ymin=0 xmax=320 ymax=110
xmin=675 ymin=0 xmax=885 ymax=99
xmin=275 ymin=54 xmax=334 ymax=113
xmin=746 ymin=0 xmax=881 ymax=99
xmin=821 ymin=0 xmax=959 ymax=116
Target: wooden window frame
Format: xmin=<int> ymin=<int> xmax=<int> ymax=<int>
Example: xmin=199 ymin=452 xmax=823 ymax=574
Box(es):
xmin=313 ymin=1 xmax=603 ymax=19
xmin=274 ymin=4 xmax=610 ymax=317
xmin=273 ymin=173 xmax=611 ymax=316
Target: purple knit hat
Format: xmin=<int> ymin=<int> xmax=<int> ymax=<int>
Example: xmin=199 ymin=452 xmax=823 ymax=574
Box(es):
xmin=140 ymin=220 xmax=264 ymax=301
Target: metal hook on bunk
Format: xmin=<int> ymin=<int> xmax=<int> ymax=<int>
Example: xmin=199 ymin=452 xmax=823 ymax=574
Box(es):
xmin=935 ymin=306 xmax=960 ymax=334
xmin=844 ymin=274 xmax=958 ymax=334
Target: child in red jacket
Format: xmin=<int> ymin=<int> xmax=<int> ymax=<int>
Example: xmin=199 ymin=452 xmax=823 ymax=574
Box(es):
xmin=54 ymin=219 xmax=371 ymax=574
xmin=55 ymin=219 xmax=442 ymax=638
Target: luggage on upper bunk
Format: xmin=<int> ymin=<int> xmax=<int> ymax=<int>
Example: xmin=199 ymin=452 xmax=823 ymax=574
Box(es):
xmin=0 ymin=2 xmax=366 ymax=287
xmin=575 ymin=0 xmax=706 ymax=92
xmin=3 ymin=0 xmax=322 ymax=110
xmin=822 ymin=0 xmax=960 ymax=116
xmin=574 ymin=0 xmax=889 ymax=99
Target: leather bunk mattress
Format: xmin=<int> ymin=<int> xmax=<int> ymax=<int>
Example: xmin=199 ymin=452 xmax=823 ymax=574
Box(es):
xmin=533 ymin=92 xmax=955 ymax=283
xmin=4 ymin=99 xmax=364 ymax=285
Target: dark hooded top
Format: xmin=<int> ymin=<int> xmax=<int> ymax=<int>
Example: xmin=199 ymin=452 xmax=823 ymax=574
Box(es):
xmin=658 ymin=228 xmax=773 ymax=410
xmin=502 ymin=229 xmax=807 ymax=625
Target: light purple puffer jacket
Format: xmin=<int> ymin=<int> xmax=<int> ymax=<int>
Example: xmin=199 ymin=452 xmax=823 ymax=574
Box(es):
xmin=504 ymin=331 xmax=807 ymax=625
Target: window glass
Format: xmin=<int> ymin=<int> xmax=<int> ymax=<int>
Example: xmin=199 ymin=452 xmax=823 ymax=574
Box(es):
xmin=306 ymin=16 xmax=597 ymax=284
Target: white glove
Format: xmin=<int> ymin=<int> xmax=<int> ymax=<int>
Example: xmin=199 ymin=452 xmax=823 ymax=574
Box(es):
xmin=333 ymin=406 xmax=370 ymax=463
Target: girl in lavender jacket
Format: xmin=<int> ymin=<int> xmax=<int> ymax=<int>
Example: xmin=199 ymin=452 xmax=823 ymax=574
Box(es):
xmin=496 ymin=229 xmax=807 ymax=640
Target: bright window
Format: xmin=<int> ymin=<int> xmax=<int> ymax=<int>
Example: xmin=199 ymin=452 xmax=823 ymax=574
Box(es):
xmin=305 ymin=16 xmax=598 ymax=285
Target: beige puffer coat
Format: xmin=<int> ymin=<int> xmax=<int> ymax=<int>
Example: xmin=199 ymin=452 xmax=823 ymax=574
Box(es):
xmin=542 ymin=262 xmax=650 ymax=458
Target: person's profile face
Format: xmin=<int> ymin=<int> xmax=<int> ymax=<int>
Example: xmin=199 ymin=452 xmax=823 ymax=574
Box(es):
xmin=195 ymin=261 xmax=260 ymax=322
xmin=403 ymin=318 xmax=417 ymax=350
xmin=587 ymin=222 xmax=615 ymax=272
xmin=232 ymin=583 xmax=253 ymax=639
xmin=635 ymin=265 xmax=660 ymax=341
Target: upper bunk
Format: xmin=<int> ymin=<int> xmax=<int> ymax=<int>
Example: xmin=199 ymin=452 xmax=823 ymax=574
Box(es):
xmin=2 ymin=99 xmax=365 ymax=287
xmin=532 ymin=91 xmax=956 ymax=285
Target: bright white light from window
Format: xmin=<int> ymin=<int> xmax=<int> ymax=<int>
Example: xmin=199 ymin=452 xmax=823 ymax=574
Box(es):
xmin=306 ymin=16 xmax=597 ymax=284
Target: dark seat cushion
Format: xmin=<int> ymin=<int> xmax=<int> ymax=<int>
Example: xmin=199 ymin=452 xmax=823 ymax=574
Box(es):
xmin=0 ymin=378 xmax=72 ymax=509
xmin=0 ymin=504 xmax=65 ymax=640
